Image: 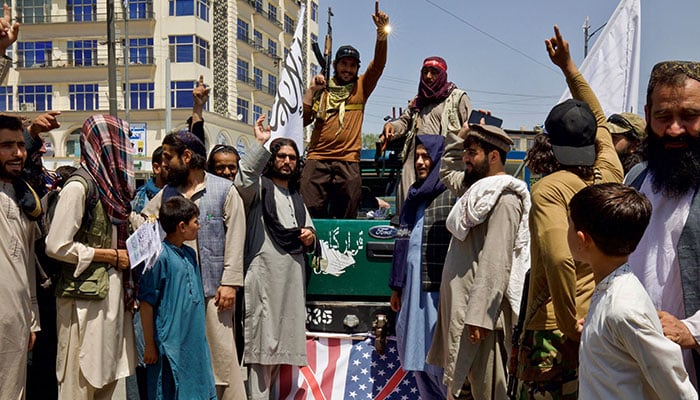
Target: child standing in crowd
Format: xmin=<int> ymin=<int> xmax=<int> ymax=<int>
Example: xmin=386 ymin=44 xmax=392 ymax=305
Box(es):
xmin=568 ymin=183 xmax=697 ymax=400
xmin=139 ymin=196 xmax=217 ymax=400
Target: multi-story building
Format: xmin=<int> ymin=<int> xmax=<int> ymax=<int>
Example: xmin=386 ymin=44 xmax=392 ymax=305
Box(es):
xmin=4 ymin=0 xmax=319 ymax=173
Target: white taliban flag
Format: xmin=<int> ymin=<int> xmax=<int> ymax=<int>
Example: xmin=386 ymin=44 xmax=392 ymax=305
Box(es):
xmin=559 ymin=0 xmax=641 ymax=115
xmin=268 ymin=5 xmax=306 ymax=151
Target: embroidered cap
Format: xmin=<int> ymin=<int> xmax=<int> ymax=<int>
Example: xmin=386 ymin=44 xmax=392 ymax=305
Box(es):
xmin=175 ymin=129 xmax=207 ymax=158
xmin=647 ymin=60 xmax=700 ymax=97
xmin=467 ymin=123 xmax=514 ymax=153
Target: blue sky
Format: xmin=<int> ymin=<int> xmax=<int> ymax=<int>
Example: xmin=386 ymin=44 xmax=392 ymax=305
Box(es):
xmin=318 ymin=0 xmax=700 ymax=133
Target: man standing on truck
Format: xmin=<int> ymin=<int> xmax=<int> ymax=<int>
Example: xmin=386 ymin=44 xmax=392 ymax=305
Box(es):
xmin=301 ymin=1 xmax=389 ymax=219
xmin=427 ymin=123 xmax=530 ymax=400
xmin=381 ymin=56 xmax=472 ymax=214
xmin=388 ymin=134 xmax=454 ymax=398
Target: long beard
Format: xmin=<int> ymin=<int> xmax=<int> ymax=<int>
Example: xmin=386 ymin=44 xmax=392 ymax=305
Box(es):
xmin=462 ymin=159 xmax=489 ymax=188
xmin=644 ymin=132 xmax=700 ymax=198
xmin=166 ymin=164 xmax=189 ymax=187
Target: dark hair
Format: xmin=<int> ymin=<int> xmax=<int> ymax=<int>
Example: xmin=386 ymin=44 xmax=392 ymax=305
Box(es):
xmin=207 ymin=144 xmax=240 ymax=172
xmin=54 ymin=165 xmax=78 ymax=189
xmin=464 ymin=136 xmax=507 ymax=165
xmin=159 ymin=196 xmax=200 ymax=234
xmin=526 ymin=133 xmax=595 ymax=180
xmin=162 ymin=133 xmax=207 ymax=170
xmin=263 ymin=138 xmax=303 ymax=190
xmin=151 ymin=146 xmax=163 ymax=164
xmin=569 ymin=183 xmax=651 ymax=257
xmin=646 ymin=66 xmax=694 ymax=110
xmin=0 ymin=114 xmax=24 ymax=131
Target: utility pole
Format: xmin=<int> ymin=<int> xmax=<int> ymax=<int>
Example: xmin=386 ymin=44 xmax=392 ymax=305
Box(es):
xmin=583 ymin=16 xmax=606 ymax=58
xmin=122 ymin=0 xmax=131 ymax=123
xmin=107 ymin=0 xmax=118 ymax=116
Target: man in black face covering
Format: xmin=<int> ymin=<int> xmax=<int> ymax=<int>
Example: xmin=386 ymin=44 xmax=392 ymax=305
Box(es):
xmin=381 ymin=56 xmax=472 ymax=214
xmin=625 ymin=61 xmax=700 ymax=387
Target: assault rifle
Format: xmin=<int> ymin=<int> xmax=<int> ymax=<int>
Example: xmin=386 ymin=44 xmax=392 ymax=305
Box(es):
xmin=311 ymin=7 xmax=333 ymax=83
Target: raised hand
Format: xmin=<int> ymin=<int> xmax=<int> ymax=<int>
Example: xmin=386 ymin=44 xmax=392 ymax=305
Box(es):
xmin=254 ymin=115 xmax=271 ymax=145
xmin=545 ymin=25 xmax=575 ymax=73
xmin=0 ymin=4 xmax=19 ymax=57
xmin=372 ymin=0 xmax=389 ymax=32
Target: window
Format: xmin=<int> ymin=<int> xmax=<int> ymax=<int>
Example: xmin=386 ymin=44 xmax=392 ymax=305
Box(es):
xmin=18 ymin=0 xmax=49 ymax=24
xmin=128 ymin=82 xmax=154 ymax=110
xmin=196 ymin=0 xmax=209 ymax=21
xmin=267 ymin=4 xmax=277 ymax=22
xmin=68 ymin=40 xmax=97 ymax=66
xmin=66 ymin=130 xmax=81 ymax=157
xmin=171 ymin=81 xmax=195 ymax=108
xmin=169 ymin=0 xmax=208 ymax=20
xmin=0 ymin=86 xmax=12 ymax=111
xmin=67 ymin=0 xmax=97 ymax=22
xmin=310 ymin=63 xmax=319 ymax=78
xmin=267 ymin=39 xmax=277 ymax=57
xmin=18 ymin=85 xmax=52 ymax=111
xmin=17 ymin=41 xmax=52 ymax=68
xmin=254 ymin=0 xmax=262 ymax=13
xmin=169 ymin=35 xmax=208 ymax=66
xmin=128 ymin=0 xmax=152 ymax=19
xmin=253 ymin=67 xmax=262 ymax=89
xmin=311 ymin=33 xmax=318 ymax=45
xmin=237 ymin=59 xmax=248 ymax=81
xmin=267 ymin=74 xmax=276 ymax=96
xmin=284 ymin=48 xmax=289 ymax=59
xmin=311 ymin=1 xmax=318 ymax=22
xmin=284 ymin=15 xmax=294 ymax=34
xmin=69 ymin=84 xmax=99 ymax=110
xmin=253 ymin=30 xmax=262 ymax=49
xmin=237 ymin=19 xmax=249 ymax=41
xmin=127 ymin=37 xmax=153 ymax=64
xmin=195 ymin=37 xmax=209 ymax=67
xmin=253 ymin=105 xmax=262 ymax=122
xmin=237 ymin=98 xmax=249 ymax=124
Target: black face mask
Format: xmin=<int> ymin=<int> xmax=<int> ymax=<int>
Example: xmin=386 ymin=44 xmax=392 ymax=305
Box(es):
xmin=645 ymin=131 xmax=700 ymax=198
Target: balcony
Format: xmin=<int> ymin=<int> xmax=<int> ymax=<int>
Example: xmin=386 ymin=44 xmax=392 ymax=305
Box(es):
xmin=236 ymin=35 xmax=282 ymax=66
xmin=237 ymin=75 xmax=276 ymax=98
xmin=17 ymin=11 xmax=156 ymax=40
xmin=15 ymin=55 xmax=156 ymax=83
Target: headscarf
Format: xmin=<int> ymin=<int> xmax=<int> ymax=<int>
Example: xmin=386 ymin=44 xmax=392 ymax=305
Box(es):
xmin=390 ymin=135 xmax=446 ymax=290
xmin=410 ymin=56 xmax=456 ymax=111
xmin=80 ymin=115 xmax=135 ymax=248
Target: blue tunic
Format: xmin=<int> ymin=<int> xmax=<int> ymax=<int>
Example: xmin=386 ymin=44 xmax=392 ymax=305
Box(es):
xmin=395 ymin=206 xmax=441 ymax=376
xmin=139 ymin=241 xmax=217 ymax=400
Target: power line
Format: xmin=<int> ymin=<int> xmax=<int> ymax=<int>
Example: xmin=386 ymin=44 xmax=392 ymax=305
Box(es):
xmin=422 ymin=0 xmax=558 ymax=73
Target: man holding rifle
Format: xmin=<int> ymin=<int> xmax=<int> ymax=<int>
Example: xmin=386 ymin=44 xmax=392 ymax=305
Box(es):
xmin=302 ymin=0 xmax=389 ymax=219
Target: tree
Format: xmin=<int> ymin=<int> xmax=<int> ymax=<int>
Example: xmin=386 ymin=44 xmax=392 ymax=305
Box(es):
xmin=362 ymin=133 xmax=380 ymax=149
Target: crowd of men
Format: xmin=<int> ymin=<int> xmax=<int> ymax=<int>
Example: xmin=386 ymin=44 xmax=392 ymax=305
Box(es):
xmin=3 ymin=0 xmax=700 ymax=398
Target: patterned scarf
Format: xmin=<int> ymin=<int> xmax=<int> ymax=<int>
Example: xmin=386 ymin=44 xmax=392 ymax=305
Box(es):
xmin=313 ymin=79 xmax=356 ymax=134
xmin=410 ymin=56 xmax=456 ymax=111
xmin=80 ymin=115 xmax=135 ymax=248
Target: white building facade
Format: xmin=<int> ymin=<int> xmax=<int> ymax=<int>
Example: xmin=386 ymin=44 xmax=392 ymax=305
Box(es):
xmin=4 ymin=0 xmax=319 ymax=173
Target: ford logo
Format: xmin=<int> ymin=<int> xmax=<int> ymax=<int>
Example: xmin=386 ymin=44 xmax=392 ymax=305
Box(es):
xmin=368 ymin=225 xmax=398 ymax=239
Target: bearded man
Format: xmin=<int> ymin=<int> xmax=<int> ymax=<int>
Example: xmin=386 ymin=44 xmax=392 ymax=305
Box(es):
xmin=301 ymin=2 xmax=389 ymax=219
xmin=0 ymin=114 xmax=42 ymax=399
xmin=625 ymin=61 xmax=700 ymax=387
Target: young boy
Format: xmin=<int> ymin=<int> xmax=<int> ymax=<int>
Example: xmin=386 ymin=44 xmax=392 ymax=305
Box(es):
xmin=568 ymin=183 xmax=697 ymax=399
xmin=139 ymin=196 xmax=217 ymax=400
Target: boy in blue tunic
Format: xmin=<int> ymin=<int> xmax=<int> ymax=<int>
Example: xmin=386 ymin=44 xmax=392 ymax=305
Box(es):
xmin=139 ymin=196 xmax=217 ymax=399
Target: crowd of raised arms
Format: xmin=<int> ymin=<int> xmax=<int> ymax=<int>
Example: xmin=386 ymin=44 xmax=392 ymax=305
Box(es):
xmin=2 ymin=2 xmax=700 ymax=400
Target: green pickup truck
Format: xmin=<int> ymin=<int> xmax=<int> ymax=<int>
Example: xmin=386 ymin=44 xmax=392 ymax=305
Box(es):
xmin=306 ymin=145 xmax=401 ymax=339
xmin=305 ymin=143 xmax=529 ymax=348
